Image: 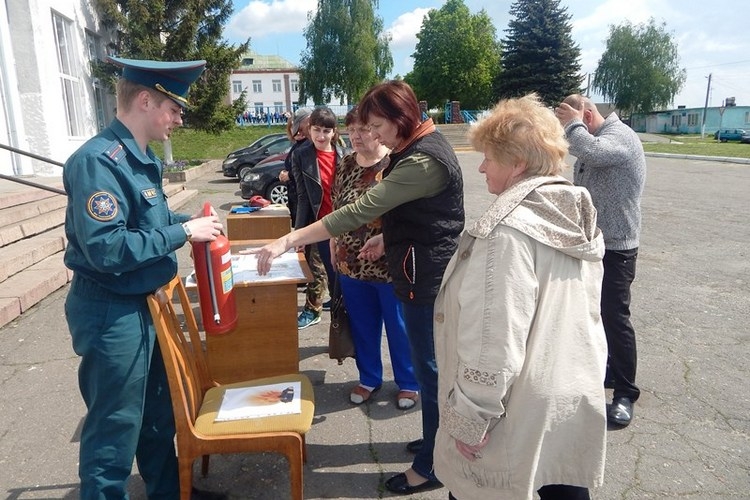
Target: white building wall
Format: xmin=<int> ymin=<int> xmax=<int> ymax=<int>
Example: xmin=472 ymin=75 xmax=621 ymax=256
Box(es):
xmin=230 ymin=69 xmax=302 ymax=117
xmin=1 ymin=0 xmax=111 ymax=176
xmin=0 ymin=0 xmax=32 ymax=175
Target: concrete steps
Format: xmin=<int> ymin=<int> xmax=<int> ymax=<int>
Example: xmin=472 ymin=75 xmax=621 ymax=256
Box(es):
xmin=0 ymin=178 xmax=197 ymax=329
xmin=436 ymin=123 xmax=472 ymax=150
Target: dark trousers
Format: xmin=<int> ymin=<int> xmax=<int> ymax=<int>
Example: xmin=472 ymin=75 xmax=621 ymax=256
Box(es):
xmin=450 ymin=485 xmax=590 ymax=500
xmin=401 ymin=301 xmax=439 ymax=482
xmin=66 ymin=276 xmax=179 ymax=499
xmin=602 ymin=248 xmax=640 ymax=401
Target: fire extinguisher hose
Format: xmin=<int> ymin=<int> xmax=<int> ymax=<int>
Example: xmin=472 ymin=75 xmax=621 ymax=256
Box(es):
xmin=204 ymin=241 xmax=222 ymax=324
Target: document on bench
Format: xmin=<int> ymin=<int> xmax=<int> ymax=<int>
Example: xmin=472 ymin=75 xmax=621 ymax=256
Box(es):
xmin=215 ymin=381 xmax=302 ymax=421
xmin=230 ymin=250 xmax=306 ymax=283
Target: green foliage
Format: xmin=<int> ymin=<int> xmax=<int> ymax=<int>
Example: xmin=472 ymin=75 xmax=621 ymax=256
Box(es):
xmin=299 ymin=0 xmax=392 ymax=104
xmin=594 ymin=18 xmax=686 ymax=117
xmin=494 ymin=0 xmax=582 ymax=106
xmin=93 ymin=0 xmax=249 ymax=133
xmin=406 ymin=0 xmax=500 ymax=110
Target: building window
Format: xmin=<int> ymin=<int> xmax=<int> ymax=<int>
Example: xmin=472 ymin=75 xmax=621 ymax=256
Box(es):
xmin=274 ymin=102 xmax=283 ymax=114
xmin=85 ymin=30 xmax=107 ymax=132
xmin=745 ymin=111 xmax=750 ymax=124
xmin=254 ymin=102 xmax=264 ymax=115
xmin=272 ymin=79 xmax=282 ymax=92
xmin=252 ymin=80 xmax=262 ymax=93
xmin=687 ymin=113 xmax=699 ymax=127
xmin=671 ymin=115 xmax=681 ymax=127
xmin=232 ymin=80 xmax=243 ymax=94
xmin=53 ymin=11 xmax=84 ymax=137
xmin=291 ymin=79 xmax=299 ymax=92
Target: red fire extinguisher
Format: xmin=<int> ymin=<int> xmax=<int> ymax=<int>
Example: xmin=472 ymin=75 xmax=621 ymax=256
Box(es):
xmin=192 ymin=202 xmax=238 ymax=335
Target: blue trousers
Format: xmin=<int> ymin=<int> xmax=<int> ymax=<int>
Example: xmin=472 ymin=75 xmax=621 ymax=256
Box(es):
xmin=338 ymin=275 xmax=418 ymax=392
xmin=401 ymin=301 xmax=439 ymax=482
xmin=65 ymin=276 xmax=179 ymax=499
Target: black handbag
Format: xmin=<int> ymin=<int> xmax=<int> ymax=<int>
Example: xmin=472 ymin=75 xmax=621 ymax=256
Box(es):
xmin=328 ymin=276 xmax=355 ymax=364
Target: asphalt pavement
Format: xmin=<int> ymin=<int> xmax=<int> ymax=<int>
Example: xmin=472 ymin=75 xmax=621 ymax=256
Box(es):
xmin=0 ymin=151 xmax=748 ymax=499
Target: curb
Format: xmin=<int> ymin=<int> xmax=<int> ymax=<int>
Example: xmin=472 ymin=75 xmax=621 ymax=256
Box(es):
xmin=644 ymin=152 xmax=750 ymax=165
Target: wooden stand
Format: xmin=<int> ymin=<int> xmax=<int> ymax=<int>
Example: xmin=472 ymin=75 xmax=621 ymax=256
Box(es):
xmin=203 ymin=240 xmax=311 ymax=384
xmin=226 ymin=205 xmax=291 ymax=241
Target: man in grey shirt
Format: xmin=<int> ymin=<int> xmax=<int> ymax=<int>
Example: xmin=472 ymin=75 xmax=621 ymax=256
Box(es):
xmin=556 ymin=94 xmax=646 ymax=427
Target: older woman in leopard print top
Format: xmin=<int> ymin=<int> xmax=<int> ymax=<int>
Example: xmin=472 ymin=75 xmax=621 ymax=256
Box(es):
xmin=331 ymin=106 xmax=419 ymax=409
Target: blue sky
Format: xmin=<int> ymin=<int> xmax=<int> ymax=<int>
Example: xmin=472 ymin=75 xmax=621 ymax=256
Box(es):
xmin=223 ymin=0 xmax=750 ymax=109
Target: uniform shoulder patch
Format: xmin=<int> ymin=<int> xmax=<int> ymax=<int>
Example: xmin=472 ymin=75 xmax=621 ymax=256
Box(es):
xmin=87 ymin=191 xmax=119 ymax=221
xmin=102 ymin=140 xmax=126 ymax=165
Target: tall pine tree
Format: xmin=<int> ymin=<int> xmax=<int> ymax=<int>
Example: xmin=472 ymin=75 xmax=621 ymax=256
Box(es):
xmin=494 ymin=0 xmax=581 ymax=106
xmin=299 ymin=0 xmax=392 ymax=105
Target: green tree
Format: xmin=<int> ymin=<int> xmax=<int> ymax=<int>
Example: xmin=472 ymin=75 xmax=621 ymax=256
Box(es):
xmin=299 ymin=0 xmax=392 ymax=105
xmin=406 ymin=0 xmax=500 ymax=110
xmin=494 ymin=0 xmax=581 ymax=106
xmin=593 ymin=18 xmax=686 ymax=117
xmin=94 ymin=0 xmax=249 ymax=133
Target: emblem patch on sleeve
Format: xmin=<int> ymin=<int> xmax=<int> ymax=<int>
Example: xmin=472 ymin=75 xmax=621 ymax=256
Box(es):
xmin=87 ymin=191 xmax=118 ymax=221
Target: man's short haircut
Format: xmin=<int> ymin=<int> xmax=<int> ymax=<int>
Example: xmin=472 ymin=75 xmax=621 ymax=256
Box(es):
xmin=116 ymin=78 xmax=167 ymax=112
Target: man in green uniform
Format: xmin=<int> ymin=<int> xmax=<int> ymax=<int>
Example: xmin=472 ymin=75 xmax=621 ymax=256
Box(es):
xmin=63 ymin=57 xmax=224 ymax=499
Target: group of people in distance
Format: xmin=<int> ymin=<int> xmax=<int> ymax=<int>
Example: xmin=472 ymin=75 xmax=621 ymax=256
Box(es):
xmin=62 ymin=54 xmax=644 ymax=500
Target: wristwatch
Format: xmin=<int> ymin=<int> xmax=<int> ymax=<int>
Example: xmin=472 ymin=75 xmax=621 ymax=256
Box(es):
xmin=182 ymin=222 xmax=192 ymax=242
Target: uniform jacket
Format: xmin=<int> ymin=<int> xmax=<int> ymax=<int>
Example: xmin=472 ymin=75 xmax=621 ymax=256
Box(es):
xmin=290 ymin=140 xmax=345 ymax=229
xmin=63 ymin=118 xmax=190 ymax=295
xmin=433 ymin=175 xmax=608 ymax=499
xmin=565 ymin=112 xmax=646 ymax=250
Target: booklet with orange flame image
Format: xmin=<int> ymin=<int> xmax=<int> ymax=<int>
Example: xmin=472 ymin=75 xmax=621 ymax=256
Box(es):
xmin=215 ymin=381 xmax=301 ymax=421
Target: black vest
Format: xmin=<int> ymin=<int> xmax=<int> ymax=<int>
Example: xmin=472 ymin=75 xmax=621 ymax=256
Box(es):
xmin=382 ymin=131 xmax=464 ymax=303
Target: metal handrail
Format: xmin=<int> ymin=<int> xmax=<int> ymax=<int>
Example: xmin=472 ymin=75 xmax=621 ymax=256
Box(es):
xmin=0 ymin=143 xmax=66 ymax=195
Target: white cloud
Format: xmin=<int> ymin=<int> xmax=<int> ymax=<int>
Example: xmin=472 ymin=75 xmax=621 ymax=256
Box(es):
xmin=225 ymin=0 xmax=317 ymax=43
xmin=387 ymin=8 xmax=432 ymax=50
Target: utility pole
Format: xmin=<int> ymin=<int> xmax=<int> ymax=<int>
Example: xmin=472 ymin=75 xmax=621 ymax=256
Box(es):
xmin=701 ymin=73 xmax=711 ymax=139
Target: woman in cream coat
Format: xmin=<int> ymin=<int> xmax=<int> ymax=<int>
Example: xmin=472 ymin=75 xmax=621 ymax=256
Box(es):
xmin=433 ymin=94 xmax=608 ymax=500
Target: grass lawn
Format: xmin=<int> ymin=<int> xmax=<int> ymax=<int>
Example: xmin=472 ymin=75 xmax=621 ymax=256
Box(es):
xmin=641 ymin=134 xmax=750 ymax=159
xmin=150 ymin=125 xmax=288 ymax=162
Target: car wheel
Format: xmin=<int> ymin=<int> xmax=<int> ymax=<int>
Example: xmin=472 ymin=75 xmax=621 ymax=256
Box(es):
xmin=238 ymin=165 xmax=252 ymax=178
xmin=266 ymin=181 xmax=288 ymax=205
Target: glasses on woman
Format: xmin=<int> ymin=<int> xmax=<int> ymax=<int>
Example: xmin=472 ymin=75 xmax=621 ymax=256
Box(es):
xmin=346 ymin=125 xmax=371 ymax=136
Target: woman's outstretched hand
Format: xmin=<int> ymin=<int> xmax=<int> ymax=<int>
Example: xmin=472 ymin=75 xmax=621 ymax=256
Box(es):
xmin=240 ymin=237 xmax=289 ymax=275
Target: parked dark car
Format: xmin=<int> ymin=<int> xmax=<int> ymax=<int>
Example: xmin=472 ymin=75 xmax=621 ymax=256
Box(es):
xmin=222 ymin=135 xmax=293 ymax=178
xmin=238 ymin=133 xmax=353 ymax=203
xmin=740 ymin=131 xmax=750 ymax=144
xmin=239 ymin=159 xmax=287 ymax=203
xmin=225 ymin=133 xmax=286 ymax=159
xmin=714 ymin=128 xmax=747 ymax=142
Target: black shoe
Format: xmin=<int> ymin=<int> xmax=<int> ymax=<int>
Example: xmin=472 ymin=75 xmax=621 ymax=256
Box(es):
xmin=406 ymin=438 xmax=423 ymax=454
xmin=608 ymin=397 xmax=634 ymax=427
xmin=384 ymin=472 xmax=442 ymax=495
xmin=191 ymin=487 xmax=228 ymax=500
